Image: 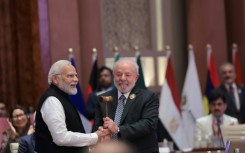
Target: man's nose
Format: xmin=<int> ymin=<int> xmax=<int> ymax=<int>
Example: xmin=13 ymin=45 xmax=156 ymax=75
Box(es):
xmin=121 ymin=74 xmax=126 ymax=80
xmin=74 ymin=76 xmax=79 ymax=82
xmin=214 ymin=105 xmax=220 ymax=109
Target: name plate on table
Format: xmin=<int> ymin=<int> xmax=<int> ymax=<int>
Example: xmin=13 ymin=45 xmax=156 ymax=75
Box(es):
xmin=159 ymin=147 xmax=170 ymax=153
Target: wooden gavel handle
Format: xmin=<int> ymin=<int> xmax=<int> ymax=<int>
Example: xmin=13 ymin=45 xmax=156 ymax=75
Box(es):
xmin=99 ymin=96 xmax=113 ymax=117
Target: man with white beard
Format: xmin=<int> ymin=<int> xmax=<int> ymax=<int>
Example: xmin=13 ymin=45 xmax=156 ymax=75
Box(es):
xmin=93 ymin=59 xmax=159 ymax=153
xmin=35 ymin=60 xmax=110 ymax=153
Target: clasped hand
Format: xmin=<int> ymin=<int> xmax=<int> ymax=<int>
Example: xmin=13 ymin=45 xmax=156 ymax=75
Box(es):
xmin=96 ymin=117 xmax=118 ymax=143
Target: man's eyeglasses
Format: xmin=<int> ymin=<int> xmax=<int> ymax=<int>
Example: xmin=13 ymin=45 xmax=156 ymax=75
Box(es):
xmin=55 ymin=74 xmax=78 ymax=79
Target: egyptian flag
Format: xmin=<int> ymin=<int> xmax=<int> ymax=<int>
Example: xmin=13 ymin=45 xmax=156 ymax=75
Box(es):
xmin=159 ymin=50 xmax=189 ymax=150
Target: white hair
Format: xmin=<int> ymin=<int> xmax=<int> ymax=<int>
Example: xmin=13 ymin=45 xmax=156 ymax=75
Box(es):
xmin=113 ymin=58 xmax=139 ymax=75
xmin=48 ymin=60 xmax=71 ymax=84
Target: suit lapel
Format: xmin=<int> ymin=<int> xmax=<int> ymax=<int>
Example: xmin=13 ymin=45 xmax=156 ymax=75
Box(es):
xmin=31 ymin=134 xmax=35 ymax=150
xmin=221 ymin=85 xmax=238 ymax=110
xmin=120 ymin=89 xmax=139 ymax=124
xmin=223 ymin=114 xmax=229 ymax=125
xmin=207 ymin=115 xmax=213 ymax=134
xmin=108 ymin=89 xmax=118 ymax=120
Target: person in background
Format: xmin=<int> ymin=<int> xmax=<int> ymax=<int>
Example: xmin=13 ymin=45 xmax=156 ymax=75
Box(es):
xmin=0 ymin=105 xmax=34 ymax=153
xmin=93 ymin=59 xmax=159 ymax=153
xmin=35 ymin=60 xmax=110 ymax=153
xmin=0 ymin=100 xmax=8 ymax=117
xmin=86 ymin=66 xmax=113 ymax=120
xmin=18 ymin=112 xmax=36 ymax=153
xmin=18 ymin=133 xmax=35 ymax=153
xmin=194 ymin=89 xmax=238 ymax=148
xmin=216 ymin=62 xmax=245 ymax=123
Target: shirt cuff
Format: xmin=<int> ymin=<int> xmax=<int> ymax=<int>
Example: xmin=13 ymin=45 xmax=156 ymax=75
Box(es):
xmin=90 ymin=132 xmax=98 ymax=144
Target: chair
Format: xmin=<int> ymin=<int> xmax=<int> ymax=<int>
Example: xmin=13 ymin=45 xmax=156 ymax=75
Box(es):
xmin=10 ymin=142 xmax=19 ymax=153
xmin=221 ymin=124 xmax=245 ymax=145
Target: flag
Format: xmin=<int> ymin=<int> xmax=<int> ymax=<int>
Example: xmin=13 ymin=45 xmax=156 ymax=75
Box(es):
xmin=85 ymin=51 xmax=98 ymax=104
xmin=232 ymin=43 xmax=243 ymax=86
xmin=69 ymin=52 xmax=86 ymax=115
xmin=181 ymin=45 xmax=205 ymax=148
xmin=135 ymin=51 xmax=147 ymax=89
xmin=68 ymin=49 xmax=92 ymax=133
xmin=159 ymin=50 xmax=189 ymax=150
xmin=114 ymin=51 xmax=120 ymax=62
xmin=203 ymin=44 xmax=220 ymax=115
xmin=112 ymin=51 xmax=120 ymax=88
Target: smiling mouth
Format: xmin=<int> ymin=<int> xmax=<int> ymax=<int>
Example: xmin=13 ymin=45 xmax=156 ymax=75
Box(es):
xmin=70 ymin=84 xmax=77 ymax=88
xmin=119 ymin=84 xmax=127 ymax=88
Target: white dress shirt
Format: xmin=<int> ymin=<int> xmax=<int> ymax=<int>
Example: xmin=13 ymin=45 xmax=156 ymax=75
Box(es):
xmin=41 ymin=96 xmax=98 ymax=147
xmin=117 ymin=91 xmax=130 ymax=104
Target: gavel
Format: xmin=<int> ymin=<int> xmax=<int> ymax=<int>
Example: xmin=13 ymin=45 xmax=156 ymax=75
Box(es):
xmin=99 ymin=96 xmax=113 ymax=117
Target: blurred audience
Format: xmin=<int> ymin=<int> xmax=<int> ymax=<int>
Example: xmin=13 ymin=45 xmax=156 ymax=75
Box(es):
xmin=0 ymin=100 xmax=7 ymax=117
xmin=194 ymin=89 xmax=238 ymax=148
xmin=217 ymin=62 xmax=245 ymax=123
xmin=86 ymin=66 xmax=113 ymax=120
xmin=0 ymin=105 xmax=34 ymax=153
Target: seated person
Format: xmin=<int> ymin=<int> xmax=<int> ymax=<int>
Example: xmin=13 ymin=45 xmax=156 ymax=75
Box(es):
xmin=18 ymin=133 xmax=35 ymax=153
xmin=194 ymin=89 xmax=238 ymax=148
xmin=86 ymin=66 xmax=113 ymax=120
xmin=18 ymin=112 xmax=36 ymax=153
xmin=0 ymin=105 xmax=34 ymax=153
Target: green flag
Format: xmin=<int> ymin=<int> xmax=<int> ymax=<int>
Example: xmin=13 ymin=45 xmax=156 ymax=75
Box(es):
xmin=112 ymin=52 xmax=120 ymax=88
xmin=135 ymin=52 xmax=147 ymax=89
xmin=114 ymin=52 xmax=120 ymax=62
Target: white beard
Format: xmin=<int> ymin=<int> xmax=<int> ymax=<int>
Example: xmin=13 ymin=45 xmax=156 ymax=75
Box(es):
xmin=59 ymin=81 xmax=78 ymax=95
xmin=114 ymin=80 xmax=136 ymax=94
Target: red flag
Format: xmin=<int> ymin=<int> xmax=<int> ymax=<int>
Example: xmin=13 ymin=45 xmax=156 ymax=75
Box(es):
xmin=232 ymin=43 xmax=243 ymax=86
xmin=165 ymin=53 xmax=181 ymax=113
xmin=207 ymin=44 xmax=220 ymax=89
xmin=203 ymin=44 xmax=220 ymax=115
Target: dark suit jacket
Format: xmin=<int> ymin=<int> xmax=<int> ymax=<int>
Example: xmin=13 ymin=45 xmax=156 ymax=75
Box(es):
xmin=93 ymin=88 xmax=159 ymax=153
xmin=85 ymin=92 xmax=98 ymax=120
xmin=18 ymin=133 xmax=35 ymax=153
xmin=86 ymin=87 xmax=113 ymax=120
xmin=217 ymin=84 xmax=245 ymax=123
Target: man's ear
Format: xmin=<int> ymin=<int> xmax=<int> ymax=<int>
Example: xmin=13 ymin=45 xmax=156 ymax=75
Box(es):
xmin=136 ymin=74 xmax=139 ymax=80
xmin=52 ymin=75 xmax=59 ymax=85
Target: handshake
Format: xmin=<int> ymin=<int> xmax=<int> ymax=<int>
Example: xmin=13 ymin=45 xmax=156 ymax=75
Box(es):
xmin=95 ymin=117 xmax=119 ymax=142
